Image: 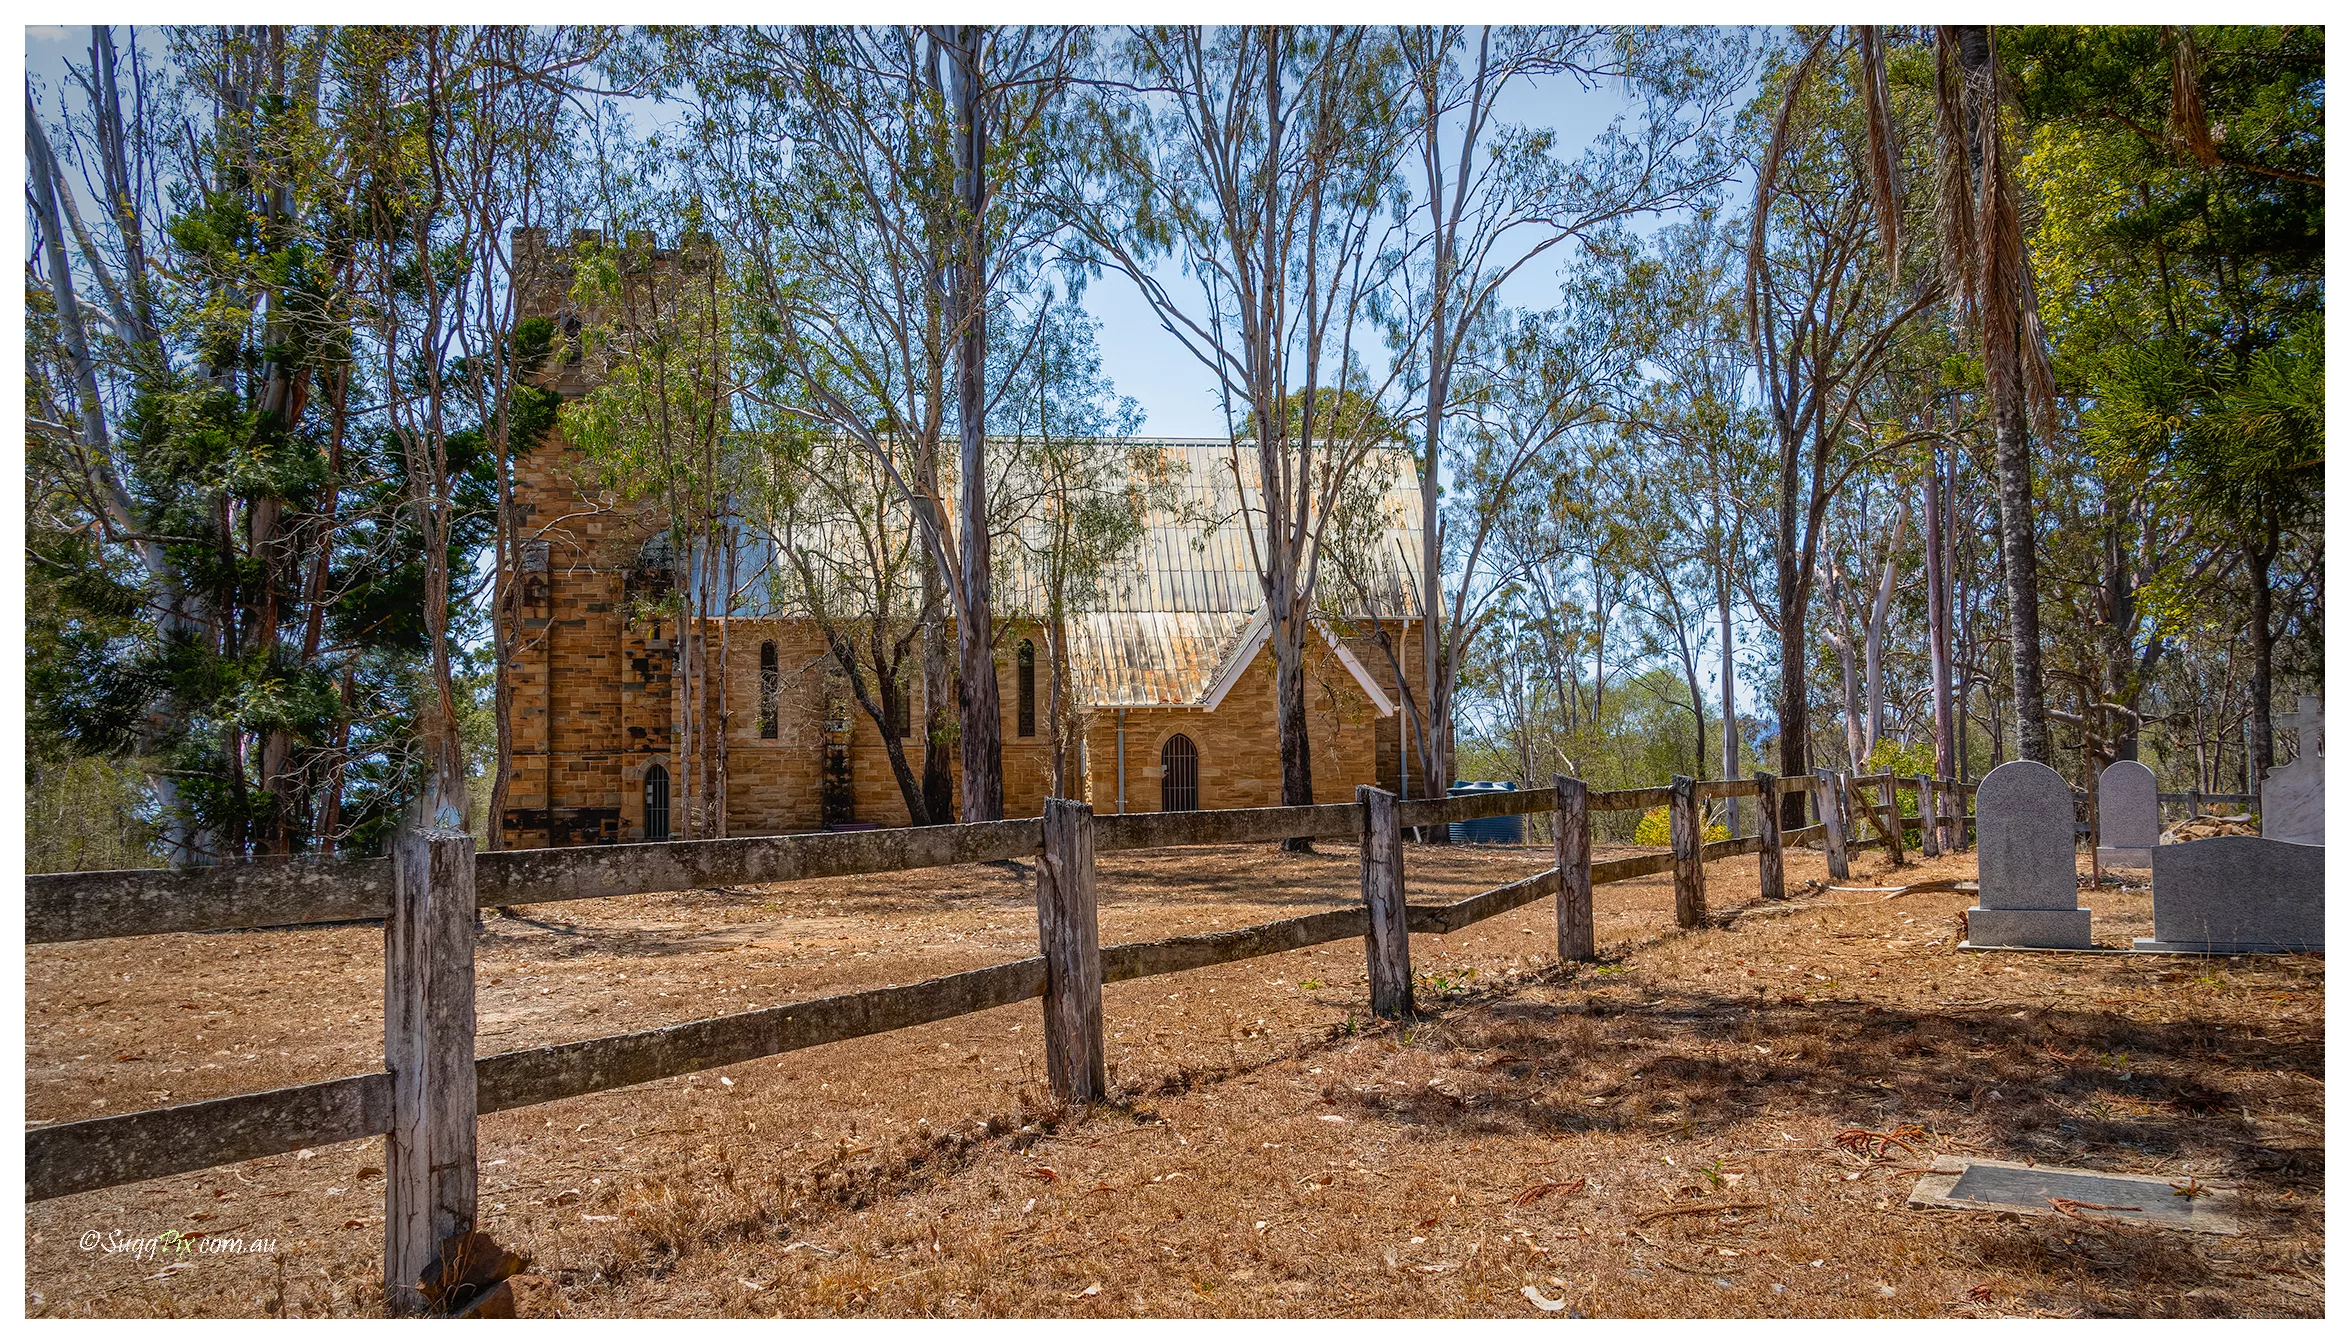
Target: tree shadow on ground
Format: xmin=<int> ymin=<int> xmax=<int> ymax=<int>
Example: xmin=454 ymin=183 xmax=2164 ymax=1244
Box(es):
xmin=1316 ymin=977 xmax=2322 ymax=1196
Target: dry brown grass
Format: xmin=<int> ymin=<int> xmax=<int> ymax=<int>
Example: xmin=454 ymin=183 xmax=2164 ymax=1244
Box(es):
xmin=25 ymin=841 xmax=2323 ymax=1317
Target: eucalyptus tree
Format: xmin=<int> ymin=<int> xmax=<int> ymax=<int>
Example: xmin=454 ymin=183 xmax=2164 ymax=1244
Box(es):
xmin=678 ymin=24 xmax=1083 ymax=822
xmin=1600 ymin=206 xmax=1772 ymax=820
xmin=1381 ymin=25 xmax=1745 ymax=802
xmin=1815 ymin=476 xmax=1912 ymax=769
xmin=29 ymin=25 xmax=368 ymax=860
xmin=1741 ymin=32 xmax=1945 ymax=821
xmin=1786 ymin=25 xmax=2066 ymax=765
xmin=26 ymin=28 xmax=211 ymax=860
xmin=25 ymin=24 xmax=589 ymax=861
xmin=1336 ymin=297 xmax=1622 ymax=815
xmin=748 ymin=419 xmax=944 ymax=825
xmin=2004 ymin=25 xmax=2323 ymax=779
xmin=991 ymin=304 xmax=1156 ymax=796
xmin=1056 ymin=26 xmax=1420 ymax=830
xmin=340 ymin=25 xmax=609 ymax=835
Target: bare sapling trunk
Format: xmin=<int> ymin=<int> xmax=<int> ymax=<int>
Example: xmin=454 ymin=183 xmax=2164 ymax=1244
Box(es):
xmin=1862 ymin=496 xmax=1911 ymax=760
xmin=1718 ymin=567 xmax=1740 ymax=835
xmin=1923 ymin=449 xmax=1957 ymax=780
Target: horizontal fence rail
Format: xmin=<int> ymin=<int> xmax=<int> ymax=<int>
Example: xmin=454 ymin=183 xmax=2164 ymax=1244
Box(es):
xmin=28 ymin=780 xmax=1959 ymax=946
xmin=26 ymin=859 xmax=394 ymax=944
xmin=26 ymin=768 xmax=1977 ymax=1309
xmin=28 ymin=1072 xmax=396 ymax=1204
xmin=474 ymin=817 xmax=1047 ymax=909
xmin=1095 ymin=802 xmax=1361 ymax=851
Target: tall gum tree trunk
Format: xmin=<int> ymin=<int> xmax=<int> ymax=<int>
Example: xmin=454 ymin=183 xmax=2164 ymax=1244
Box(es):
xmin=1990 ymin=392 xmax=2050 ymax=764
xmin=947 ymin=25 xmax=1002 ymax=821
xmin=1953 ymin=24 xmax=2051 ymax=766
xmin=1775 ymin=559 xmax=1812 ymax=831
xmin=914 ymin=432 xmax=956 ymax=822
xmin=920 ymin=573 xmax=955 ymax=821
xmin=1274 ymin=615 xmax=1316 ymax=811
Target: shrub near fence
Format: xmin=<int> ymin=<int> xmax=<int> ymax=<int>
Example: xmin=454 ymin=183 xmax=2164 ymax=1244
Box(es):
xmin=23 ymin=769 xmax=1974 ymax=1314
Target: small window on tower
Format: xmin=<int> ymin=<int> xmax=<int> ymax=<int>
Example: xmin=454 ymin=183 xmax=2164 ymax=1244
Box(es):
xmin=1017 ymin=640 xmax=1037 ymax=738
xmin=758 ymin=641 xmax=779 ymax=739
xmin=561 ymin=313 xmax=583 ymax=366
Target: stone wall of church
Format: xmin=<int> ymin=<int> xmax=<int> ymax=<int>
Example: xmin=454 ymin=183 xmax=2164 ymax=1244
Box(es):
xmin=1073 ymin=619 xmax=1422 ymax=816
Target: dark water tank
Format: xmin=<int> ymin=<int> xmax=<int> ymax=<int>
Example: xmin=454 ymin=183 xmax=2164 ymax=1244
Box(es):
xmin=1447 ymin=780 xmax=1525 ymax=845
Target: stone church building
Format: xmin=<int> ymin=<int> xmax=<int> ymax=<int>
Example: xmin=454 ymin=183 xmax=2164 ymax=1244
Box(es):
xmin=499 ymin=230 xmax=1427 ymax=848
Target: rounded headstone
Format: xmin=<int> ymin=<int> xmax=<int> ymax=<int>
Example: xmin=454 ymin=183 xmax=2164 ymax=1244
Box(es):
xmin=2097 ymin=759 xmax=2159 ymax=850
xmin=1975 ymin=760 xmax=2079 ymax=911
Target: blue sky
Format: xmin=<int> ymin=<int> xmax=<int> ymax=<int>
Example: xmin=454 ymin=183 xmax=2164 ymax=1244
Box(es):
xmin=1076 ymin=70 xmax=1648 ymax=436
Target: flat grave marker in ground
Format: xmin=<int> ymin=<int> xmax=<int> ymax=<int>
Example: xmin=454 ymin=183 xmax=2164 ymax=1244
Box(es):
xmin=1907 ymin=1156 xmax=2241 ymax=1234
xmin=2096 ymin=760 xmax=2158 ymax=869
xmin=1963 ymin=760 xmax=2093 ymax=949
xmin=2134 ymin=834 xmax=2325 ymax=954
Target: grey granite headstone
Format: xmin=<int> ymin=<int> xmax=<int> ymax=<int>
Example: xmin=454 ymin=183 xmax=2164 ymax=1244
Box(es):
xmin=1964 ymin=759 xmax=2092 ymax=948
xmin=2260 ymin=694 xmax=2323 ymax=845
xmin=2096 ymin=759 xmax=2158 ymax=868
xmin=2134 ymin=834 xmax=2324 ymax=953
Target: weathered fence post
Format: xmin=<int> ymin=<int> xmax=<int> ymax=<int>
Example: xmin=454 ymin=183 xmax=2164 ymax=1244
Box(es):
xmin=1813 ymin=770 xmax=1850 ymax=880
xmin=1036 ymin=797 xmax=1107 ymax=1103
xmin=1873 ymin=775 xmax=1906 ymax=863
xmin=1755 ymin=772 xmax=1784 ymax=902
xmin=385 ymin=828 xmax=479 ymax=1316
xmin=1917 ymin=775 xmax=1941 ymax=857
xmin=2188 ymin=786 xmax=2203 ymax=821
xmin=1668 ymin=775 xmax=1707 ymax=928
xmin=1359 ymin=785 xmax=1412 ymax=1018
xmin=1554 ymin=775 xmax=1594 ymax=962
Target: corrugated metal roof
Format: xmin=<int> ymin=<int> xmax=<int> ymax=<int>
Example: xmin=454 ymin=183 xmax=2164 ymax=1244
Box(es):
xmin=1096 ymin=439 xmax=1423 ymax=620
xmin=1066 ymin=609 xmax=1260 ymax=709
xmin=721 ymin=437 xmax=1423 ymax=707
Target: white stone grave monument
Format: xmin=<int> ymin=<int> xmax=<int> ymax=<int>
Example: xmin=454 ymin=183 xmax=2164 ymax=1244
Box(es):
xmin=1962 ymin=760 xmax=2093 ymax=949
xmin=2260 ymin=694 xmax=2323 ymax=845
xmin=2096 ymin=759 xmax=2158 ymax=869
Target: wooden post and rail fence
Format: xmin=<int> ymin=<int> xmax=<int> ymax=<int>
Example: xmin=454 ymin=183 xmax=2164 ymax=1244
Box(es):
xmin=23 ymin=769 xmax=1975 ymax=1312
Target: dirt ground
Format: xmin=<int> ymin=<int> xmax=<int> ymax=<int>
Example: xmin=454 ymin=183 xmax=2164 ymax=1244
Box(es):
xmin=24 ymin=836 xmax=2325 ymax=1317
